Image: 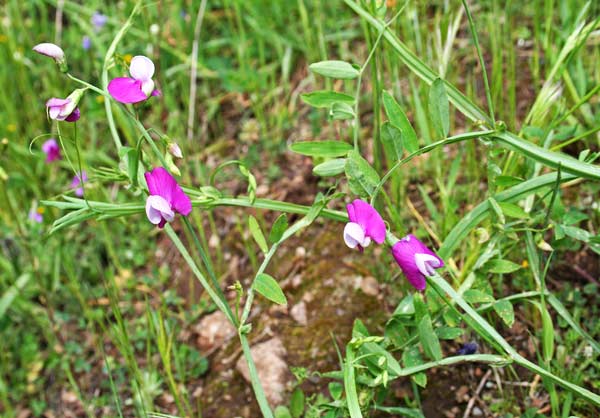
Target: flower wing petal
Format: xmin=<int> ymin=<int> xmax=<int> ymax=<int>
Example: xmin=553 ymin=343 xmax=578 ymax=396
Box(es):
xmin=343 ymin=222 xmax=365 ymax=249
xmin=349 ymin=199 xmax=386 ymax=244
xmin=107 ymin=77 xmax=147 ymax=103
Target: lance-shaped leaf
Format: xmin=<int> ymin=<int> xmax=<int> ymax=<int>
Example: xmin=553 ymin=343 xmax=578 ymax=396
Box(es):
xmin=309 ymin=60 xmax=360 ymax=79
xmin=382 ymin=91 xmax=418 ymax=153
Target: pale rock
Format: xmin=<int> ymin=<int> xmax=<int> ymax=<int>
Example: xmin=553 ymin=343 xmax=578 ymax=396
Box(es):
xmin=236 ymin=338 xmax=289 ymax=406
xmin=195 ymin=311 xmax=236 ymax=352
xmin=290 ymin=301 xmax=308 ymax=326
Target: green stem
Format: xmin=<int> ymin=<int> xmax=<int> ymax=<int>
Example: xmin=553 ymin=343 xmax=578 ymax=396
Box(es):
xmin=164 ymin=224 xmax=235 ymax=325
xmin=181 ymin=217 xmax=237 ymax=326
xmin=239 ymin=333 xmax=274 ymax=418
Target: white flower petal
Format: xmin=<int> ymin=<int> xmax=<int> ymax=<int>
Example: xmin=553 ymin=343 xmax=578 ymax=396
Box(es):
xmin=344 ymin=222 xmax=366 ymax=249
xmin=141 ymin=79 xmax=155 ymax=98
xmin=146 ymin=195 xmax=174 ymax=224
xmin=130 ymin=55 xmax=155 ymax=81
xmin=414 ymin=253 xmax=441 ymax=277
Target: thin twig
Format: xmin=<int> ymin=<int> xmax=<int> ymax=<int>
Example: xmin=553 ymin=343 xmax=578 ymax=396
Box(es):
xmin=187 ymin=0 xmax=208 ymax=141
xmin=463 ymin=368 xmax=492 ymax=418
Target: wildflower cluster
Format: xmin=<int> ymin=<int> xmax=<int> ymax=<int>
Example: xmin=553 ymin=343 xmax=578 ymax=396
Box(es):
xmin=343 ymin=199 xmax=443 ymax=291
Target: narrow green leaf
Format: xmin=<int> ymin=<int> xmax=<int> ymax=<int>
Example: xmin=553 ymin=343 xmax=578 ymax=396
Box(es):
xmin=541 ymin=306 xmax=555 ymax=362
xmin=313 ymin=158 xmax=346 ymax=177
xmin=498 ymin=202 xmax=529 ymax=219
xmin=435 ymin=326 xmax=464 ymax=340
xmin=290 ymin=141 xmax=352 ymax=158
xmin=329 ymin=102 xmax=355 ymax=120
xmin=382 ymin=91 xmax=418 ymax=153
xmin=429 ymin=78 xmax=450 ymax=138
xmin=488 ymin=197 xmax=505 ymax=224
xmin=300 ymin=90 xmax=355 ymax=108
xmin=381 ymin=121 xmax=404 ymax=161
xmin=417 ymin=315 xmax=443 ymax=361
xmin=485 ymin=259 xmax=522 ymax=274
xmin=496 ymin=175 xmax=523 ymax=187
xmin=464 ymin=289 xmax=495 ymax=304
xmin=269 ymin=214 xmax=288 ymax=244
xmin=344 ymin=345 xmax=363 ymax=418
xmin=309 ymin=60 xmax=360 ymax=79
xmin=253 ymin=273 xmax=287 ymax=305
xmin=345 ymin=150 xmax=380 ymax=198
xmin=290 ymin=388 xmax=305 ymax=418
xmin=248 ymin=215 xmax=269 ymax=253
xmin=493 ymin=300 xmax=515 ymax=327
xmin=0 ymin=274 xmax=31 ymax=318
xmin=362 ymin=342 xmax=403 ymax=377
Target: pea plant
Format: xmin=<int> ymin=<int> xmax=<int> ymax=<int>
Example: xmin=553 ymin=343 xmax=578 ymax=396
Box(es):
xmin=33 ymin=1 xmax=599 ymax=417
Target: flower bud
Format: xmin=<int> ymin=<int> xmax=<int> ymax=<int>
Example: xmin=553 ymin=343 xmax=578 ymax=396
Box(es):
xmin=167 ymin=142 xmax=183 ymax=159
xmin=33 ymin=42 xmax=68 ymax=72
xmin=63 ymin=88 xmax=85 ymax=116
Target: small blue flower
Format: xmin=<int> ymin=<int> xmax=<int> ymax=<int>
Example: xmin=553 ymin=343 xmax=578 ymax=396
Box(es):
xmin=82 ymin=36 xmax=91 ymax=50
xmin=91 ymin=12 xmax=108 ymax=31
xmin=456 ymin=342 xmax=478 ymax=355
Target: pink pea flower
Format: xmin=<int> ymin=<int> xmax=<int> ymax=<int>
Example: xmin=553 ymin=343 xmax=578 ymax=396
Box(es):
xmin=108 ymin=56 xmax=159 ymax=104
xmin=144 ymin=167 xmax=192 ymax=228
xmin=391 ymin=234 xmax=444 ymax=291
xmin=33 ymin=42 xmax=67 ymax=72
xmin=71 ymin=171 xmax=88 ymax=197
xmin=41 ymin=138 xmax=61 ymax=163
xmin=343 ymin=199 xmax=386 ymax=250
xmin=46 ymin=89 xmax=84 ymax=122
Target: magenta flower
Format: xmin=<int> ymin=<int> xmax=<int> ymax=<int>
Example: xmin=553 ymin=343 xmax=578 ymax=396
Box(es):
xmin=343 ymin=199 xmax=386 ymax=250
xmin=108 ymin=56 xmax=159 ymax=104
xmin=71 ymin=171 xmax=87 ymax=197
xmin=391 ymin=234 xmax=444 ymax=291
xmin=144 ymin=167 xmax=192 ymax=228
xmin=46 ymin=89 xmax=83 ymax=122
xmin=41 ymin=138 xmax=61 ymax=163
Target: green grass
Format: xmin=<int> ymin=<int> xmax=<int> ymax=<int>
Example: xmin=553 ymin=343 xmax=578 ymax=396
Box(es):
xmin=1 ymin=0 xmax=600 ymax=417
